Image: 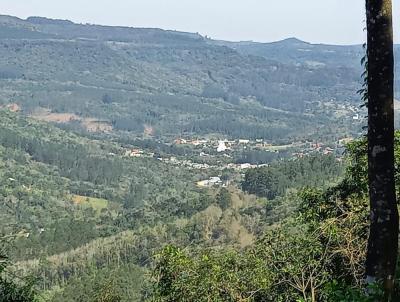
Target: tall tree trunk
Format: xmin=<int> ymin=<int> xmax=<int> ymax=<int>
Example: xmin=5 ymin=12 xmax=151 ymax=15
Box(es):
xmin=365 ymin=0 xmax=399 ymax=297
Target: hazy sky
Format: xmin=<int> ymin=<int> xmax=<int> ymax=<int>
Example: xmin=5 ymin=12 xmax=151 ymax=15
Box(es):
xmin=1 ymin=0 xmax=399 ymax=45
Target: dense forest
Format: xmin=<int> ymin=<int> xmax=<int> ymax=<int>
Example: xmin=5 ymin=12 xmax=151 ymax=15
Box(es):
xmin=0 ymin=14 xmax=369 ymax=143
xmin=0 ymin=110 xmax=349 ymax=301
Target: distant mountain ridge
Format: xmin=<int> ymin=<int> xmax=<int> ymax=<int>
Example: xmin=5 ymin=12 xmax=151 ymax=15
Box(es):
xmin=0 ymin=14 xmax=365 ymax=67
xmin=0 ymin=15 xmax=361 ymax=46
xmin=0 ymin=14 xmax=204 ymax=42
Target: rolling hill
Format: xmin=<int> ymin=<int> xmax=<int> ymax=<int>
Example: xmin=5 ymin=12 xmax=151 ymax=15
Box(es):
xmin=0 ymin=15 xmax=369 ymax=142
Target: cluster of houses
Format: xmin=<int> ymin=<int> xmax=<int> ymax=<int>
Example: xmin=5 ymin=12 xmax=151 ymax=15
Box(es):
xmin=308 ymin=100 xmax=364 ymax=122
xmin=291 ymin=138 xmax=354 ymax=158
xmin=174 ymin=137 xmax=273 ymax=153
xmin=216 ymin=139 xmax=254 ymax=152
xmin=309 ymin=143 xmax=335 ymax=155
xmin=123 ymin=145 xmax=264 ymax=171
xmin=123 ymin=135 xmax=351 ymax=175
xmin=167 ymin=156 xmax=270 ymax=172
xmin=166 ymin=156 xmax=211 ymax=170
xmin=346 ymin=104 xmax=363 ymax=121
xmin=292 ymin=142 xmax=335 ymax=158
xmin=124 ymin=148 xmax=154 ymax=158
xmin=174 ymin=138 xmax=208 ymax=146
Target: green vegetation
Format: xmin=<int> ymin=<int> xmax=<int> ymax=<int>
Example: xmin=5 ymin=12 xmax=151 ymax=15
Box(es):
xmin=3 ymin=13 xmax=400 ymax=302
xmin=71 ymin=195 xmax=110 ymax=216
xmin=0 ymin=15 xmax=368 ymax=144
xmin=242 ymin=154 xmax=343 ymax=199
xmin=150 ymin=135 xmax=397 ymax=301
xmin=0 ymin=108 xmax=355 ymax=301
xmin=0 ymin=248 xmax=37 ymax=302
xmin=0 ymin=109 xmax=351 ymax=301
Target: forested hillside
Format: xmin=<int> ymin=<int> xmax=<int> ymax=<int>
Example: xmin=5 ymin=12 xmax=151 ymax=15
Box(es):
xmin=0 ymin=15 xmax=369 ymax=141
xmin=0 ymin=109 xmax=346 ymax=301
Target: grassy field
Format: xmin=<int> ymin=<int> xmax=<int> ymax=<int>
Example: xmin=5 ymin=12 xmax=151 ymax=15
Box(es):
xmin=71 ymin=195 xmax=110 ymax=215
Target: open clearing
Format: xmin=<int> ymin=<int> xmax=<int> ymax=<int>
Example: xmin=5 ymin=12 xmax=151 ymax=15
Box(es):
xmin=30 ymin=108 xmax=113 ymax=133
xmin=71 ymin=195 xmax=109 ymax=214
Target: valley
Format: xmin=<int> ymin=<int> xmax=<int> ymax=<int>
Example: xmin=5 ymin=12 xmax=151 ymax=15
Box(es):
xmin=0 ymin=14 xmax=392 ymax=301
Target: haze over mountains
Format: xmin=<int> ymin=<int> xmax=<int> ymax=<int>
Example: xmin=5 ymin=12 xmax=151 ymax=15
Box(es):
xmin=0 ymin=14 xmax=379 ymax=141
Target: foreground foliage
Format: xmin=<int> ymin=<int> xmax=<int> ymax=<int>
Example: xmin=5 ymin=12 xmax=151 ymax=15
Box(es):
xmin=0 ymin=248 xmax=36 ymax=302
xmin=150 ymin=135 xmax=400 ymax=301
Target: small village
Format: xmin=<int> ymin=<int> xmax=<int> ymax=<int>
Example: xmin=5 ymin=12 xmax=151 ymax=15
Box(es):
xmin=120 ymin=134 xmax=354 ymax=188
xmin=124 ymin=135 xmax=354 ymax=162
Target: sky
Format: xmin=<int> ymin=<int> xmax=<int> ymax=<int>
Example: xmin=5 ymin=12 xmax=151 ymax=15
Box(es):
xmin=1 ymin=0 xmax=399 ymax=45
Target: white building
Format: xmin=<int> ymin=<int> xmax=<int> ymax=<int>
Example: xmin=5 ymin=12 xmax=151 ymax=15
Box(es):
xmin=217 ymin=141 xmax=228 ymax=152
xmin=196 ymin=176 xmax=222 ymax=187
xmin=240 ymin=163 xmax=252 ymax=169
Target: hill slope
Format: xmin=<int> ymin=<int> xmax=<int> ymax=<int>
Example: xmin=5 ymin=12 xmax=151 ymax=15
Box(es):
xmin=0 ymin=15 xmax=367 ymax=141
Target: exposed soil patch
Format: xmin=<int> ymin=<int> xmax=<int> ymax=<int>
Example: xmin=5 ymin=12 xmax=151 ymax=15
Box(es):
xmin=0 ymin=103 xmax=21 ymax=112
xmin=31 ymin=108 xmax=113 ymax=133
xmin=31 ymin=108 xmax=79 ymax=123
xmin=144 ymin=124 xmax=154 ymax=136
